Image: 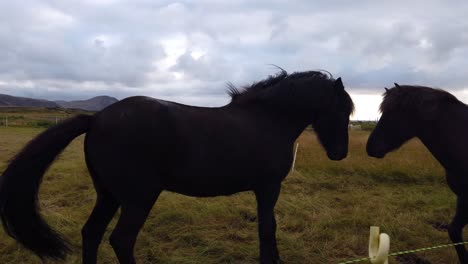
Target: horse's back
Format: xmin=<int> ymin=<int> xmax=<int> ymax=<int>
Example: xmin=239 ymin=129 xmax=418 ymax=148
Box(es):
xmin=89 ymin=96 xmax=174 ymax=146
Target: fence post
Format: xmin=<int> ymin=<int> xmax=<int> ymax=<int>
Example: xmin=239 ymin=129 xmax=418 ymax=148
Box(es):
xmin=291 ymin=143 xmax=299 ymax=173
xmin=369 ymin=226 xmax=390 ymax=264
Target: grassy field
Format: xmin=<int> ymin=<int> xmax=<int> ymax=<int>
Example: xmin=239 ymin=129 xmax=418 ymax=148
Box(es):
xmin=0 ymin=115 xmax=461 ymax=263
xmin=0 ymin=107 xmax=92 ymax=128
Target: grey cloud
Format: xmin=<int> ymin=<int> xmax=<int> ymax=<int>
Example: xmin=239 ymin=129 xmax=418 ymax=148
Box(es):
xmin=0 ymin=28 xmax=161 ymax=86
xmin=1 ymin=0 xmax=468 ymax=103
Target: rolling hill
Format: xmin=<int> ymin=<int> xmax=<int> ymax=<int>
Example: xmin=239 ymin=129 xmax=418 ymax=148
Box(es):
xmin=55 ymin=96 xmax=118 ymax=111
xmin=0 ymin=94 xmax=118 ymax=111
xmin=0 ymin=94 xmax=60 ymax=108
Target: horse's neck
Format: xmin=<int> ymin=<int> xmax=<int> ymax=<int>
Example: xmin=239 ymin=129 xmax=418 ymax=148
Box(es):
xmin=287 ymin=117 xmax=311 ymax=141
xmin=417 ymin=103 xmax=468 ymax=171
xmin=233 ymin=104 xmax=311 ymax=142
xmin=269 ymin=109 xmax=311 ymax=141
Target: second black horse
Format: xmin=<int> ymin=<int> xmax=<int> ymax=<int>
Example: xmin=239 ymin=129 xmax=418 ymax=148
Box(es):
xmin=367 ymin=84 xmax=468 ymax=264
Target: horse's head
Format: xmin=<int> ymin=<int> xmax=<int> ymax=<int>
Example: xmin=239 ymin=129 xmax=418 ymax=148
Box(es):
xmin=227 ymin=70 xmax=353 ymax=160
xmin=310 ymin=77 xmax=354 ymax=161
xmin=367 ymin=84 xmax=418 ymax=158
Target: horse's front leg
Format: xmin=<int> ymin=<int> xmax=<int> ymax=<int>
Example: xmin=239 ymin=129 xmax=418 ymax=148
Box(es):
xmin=447 ymin=173 xmax=468 ymax=264
xmin=255 ymin=183 xmax=283 ymax=264
xmin=448 ymin=196 xmax=468 ymax=264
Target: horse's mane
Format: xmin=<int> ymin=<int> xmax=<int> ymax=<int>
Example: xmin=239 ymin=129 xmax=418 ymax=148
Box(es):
xmin=227 ymin=70 xmax=334 ymax=104
xmin=380 ymin=85 xmax=460 ymax=114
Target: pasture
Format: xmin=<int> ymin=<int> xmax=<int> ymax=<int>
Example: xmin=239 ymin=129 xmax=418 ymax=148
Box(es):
xmin=0 ymin=110 xmax=460 ymax=263
xmin=0 ymin=107 xmax=92 ymax=128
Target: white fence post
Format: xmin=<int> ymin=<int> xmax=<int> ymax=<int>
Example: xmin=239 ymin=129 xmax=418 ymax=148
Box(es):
xmin=291 ymin=143 xmax=299 ymax=173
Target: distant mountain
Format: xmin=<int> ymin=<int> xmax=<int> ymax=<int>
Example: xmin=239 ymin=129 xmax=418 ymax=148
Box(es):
xmin=55 ymin=96 xmax=118 ymax=111
xmin=0 ymin=94 xmax=118 ymax=111
xmin=0 ymin=94 xmax=60 ymax=108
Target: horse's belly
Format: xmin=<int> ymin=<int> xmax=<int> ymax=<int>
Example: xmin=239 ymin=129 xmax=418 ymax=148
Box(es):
xmin=163 ymin=173 xmax=255 ymax=197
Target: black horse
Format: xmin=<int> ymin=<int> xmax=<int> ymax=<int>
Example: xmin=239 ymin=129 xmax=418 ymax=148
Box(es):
xmin=0 ymin=70 xmax=354 ymax=264
xmin=367 ymin=84 xmax=468 ymax=263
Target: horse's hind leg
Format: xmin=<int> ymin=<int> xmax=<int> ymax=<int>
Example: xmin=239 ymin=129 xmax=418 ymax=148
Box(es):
xmin=449 ymin=196 xmax=468 ymax=264
xmin=82 ymin=191 xmax=119 ymax=264
xmin=109 ymin=192 xmax=161 ymax=264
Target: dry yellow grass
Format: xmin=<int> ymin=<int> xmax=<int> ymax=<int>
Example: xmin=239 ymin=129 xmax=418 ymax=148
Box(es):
xmin=0 ymin=125 xmax=461 ymax=263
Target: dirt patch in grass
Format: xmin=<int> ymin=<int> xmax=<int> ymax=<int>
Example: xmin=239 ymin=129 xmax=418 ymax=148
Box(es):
xmin=429 ymin=221 xmax=449 ymax=232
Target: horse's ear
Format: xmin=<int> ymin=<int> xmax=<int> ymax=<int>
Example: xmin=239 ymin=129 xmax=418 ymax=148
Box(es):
xmin=334 ymin=77 xmax=344 ymax=91
xmin=394 ymin=83 xmax=401 ymax=88
xmin=384 ymin=87 xmax=389 ymax=92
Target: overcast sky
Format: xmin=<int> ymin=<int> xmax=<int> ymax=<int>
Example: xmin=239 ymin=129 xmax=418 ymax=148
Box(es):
xmin=1 ymin=0 xmax=468 ymax=120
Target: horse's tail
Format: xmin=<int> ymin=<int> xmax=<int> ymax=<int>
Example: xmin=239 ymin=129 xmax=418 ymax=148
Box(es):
xmin=0 ymin=114 xmax=93 ymax=260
